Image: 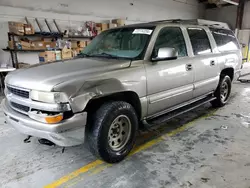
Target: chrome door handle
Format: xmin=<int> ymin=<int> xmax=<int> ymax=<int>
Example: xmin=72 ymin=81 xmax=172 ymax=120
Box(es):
xmin=210 ymin=60 xmax=215 ymax=66
xmin=186 ymin=64 xmax=192 ymax=71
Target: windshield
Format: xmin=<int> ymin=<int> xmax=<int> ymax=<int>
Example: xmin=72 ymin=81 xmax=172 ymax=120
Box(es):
xmin=81 ymin=27 xmax=155 ymax=60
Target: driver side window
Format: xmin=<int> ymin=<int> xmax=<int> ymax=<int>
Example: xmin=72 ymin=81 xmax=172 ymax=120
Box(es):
xmin=154 ymin=27 xmax=187 ymax=58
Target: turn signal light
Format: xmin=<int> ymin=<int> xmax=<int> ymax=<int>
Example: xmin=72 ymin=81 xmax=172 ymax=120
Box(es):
xmin=45 ymin=114 xmax=63 ymax=124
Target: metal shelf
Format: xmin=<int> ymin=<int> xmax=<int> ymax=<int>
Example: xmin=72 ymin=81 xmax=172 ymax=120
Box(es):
xmin=5 ymin=32 xmax=94 ymax=69
xmin=3 ymin=48 xmax=45 ymax=52
xmin=8 ymin=32 xmax=94 ymax=39
xmin=8 ymin=32 xmax=63 ymax=38
xmin=64 ymin=35 xmax=94 ymax=39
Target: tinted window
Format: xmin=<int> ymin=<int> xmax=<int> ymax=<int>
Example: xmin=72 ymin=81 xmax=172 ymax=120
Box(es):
xmin=187 ymin=28 xmax=212 ymax=55
xmin=210 ymin=28 xmax=239 ymax=52
xmin=154 ymin=27 xmax=187 ymax=57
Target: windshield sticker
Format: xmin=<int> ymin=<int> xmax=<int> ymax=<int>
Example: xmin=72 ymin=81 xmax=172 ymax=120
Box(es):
xmin=133 ymin=29 xmax=153 ymax=35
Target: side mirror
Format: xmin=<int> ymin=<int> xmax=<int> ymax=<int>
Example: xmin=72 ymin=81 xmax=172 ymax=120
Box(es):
xmin=152 ymin=47 xmax=178 ymax=62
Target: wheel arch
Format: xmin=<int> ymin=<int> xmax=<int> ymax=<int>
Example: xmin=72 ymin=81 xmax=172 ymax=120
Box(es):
xmin=85 ymin=91 xmax=142 ymax=120
xmin=221 ymin=67 xmax=234 ymax=81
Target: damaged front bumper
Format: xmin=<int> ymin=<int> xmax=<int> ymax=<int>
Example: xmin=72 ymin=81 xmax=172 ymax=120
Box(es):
xmin=1 ymin=98 xmax=87 ymax=147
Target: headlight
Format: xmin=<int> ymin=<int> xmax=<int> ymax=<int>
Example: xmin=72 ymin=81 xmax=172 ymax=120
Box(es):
xmin=30 ymin=90 xmax=69 ymax=103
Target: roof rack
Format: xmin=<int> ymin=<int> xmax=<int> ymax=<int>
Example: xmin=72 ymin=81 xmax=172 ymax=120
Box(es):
xmin=148 ymin=19 xmax=229 ymax=29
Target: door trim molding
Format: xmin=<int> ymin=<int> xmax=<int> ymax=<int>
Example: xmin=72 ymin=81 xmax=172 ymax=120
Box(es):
xmin=149 ymin=84 xmax=193 ymax=104
xmin=146 ymin=92 xmax=214 ymax=120
xmin=194 ymin=76 xmax=219 ymax=89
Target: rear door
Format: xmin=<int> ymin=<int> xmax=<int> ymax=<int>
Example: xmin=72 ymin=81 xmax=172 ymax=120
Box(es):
xmin=210 ymin=28 xmax=242 ymax=79
xmin=186 ymin=27 xmax=220 ymax=98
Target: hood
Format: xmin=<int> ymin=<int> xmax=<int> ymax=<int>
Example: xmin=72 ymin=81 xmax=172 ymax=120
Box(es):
xmin=5 ymin=57 xmax=131 ymax=91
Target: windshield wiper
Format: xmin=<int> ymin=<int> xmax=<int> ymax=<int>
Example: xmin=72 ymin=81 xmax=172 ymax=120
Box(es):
xmin=91 ymin=52 xmax=131 ymax=59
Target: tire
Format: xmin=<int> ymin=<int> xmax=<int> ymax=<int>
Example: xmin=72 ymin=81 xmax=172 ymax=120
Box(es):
xmin=211 ymin=74 xmax=232 ymax=107
xmin=86 ymin=101 xmax=138 ymax=163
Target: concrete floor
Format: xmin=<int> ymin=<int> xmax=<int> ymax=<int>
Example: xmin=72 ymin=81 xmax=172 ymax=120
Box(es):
xmin=0 ymin=82 xmax=250 ymax=188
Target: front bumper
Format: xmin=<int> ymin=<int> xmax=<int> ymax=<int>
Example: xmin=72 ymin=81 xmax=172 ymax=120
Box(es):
xmin=2 ymin=98 xmax=87 ymax=147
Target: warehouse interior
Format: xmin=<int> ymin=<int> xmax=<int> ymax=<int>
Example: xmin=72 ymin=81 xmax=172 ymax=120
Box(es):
xmin=0 ymin=0 xmax=250 ymax=187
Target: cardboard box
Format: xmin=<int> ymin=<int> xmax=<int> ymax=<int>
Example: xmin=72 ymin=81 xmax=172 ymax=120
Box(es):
xmin=71 ymin=41 xmax=78 ymax=49
xmin=112 ymin=19 xmax=125 ymax=26
xmin=71 ymin=41 xmax=86 ymax=48
xmin=44 ymin=41 xmax=56 ymax=49
xmin=101 ymin=23 xmax=108 ymax=31
xmin=62 ymin=48 xmax=72 ymax=59
xmin=32 ymin=41 xmax=45 ymax=50
xmin=108 ymin=23 xmax=117 ymax=29
xmin=39 ymin=51 xmax=56 ymax=63
xmin=72 ymin=47 xmax=84 ymax=57
xmin=24 ymin=24 xmax=35 ymax=35
xmin=77 ymin=47 xmax=84 ymax=54
xmin=79 ymin=41 xmax=86 ymax=48
xmin=96 ymin=23 xmax=108 ymax=31
xmin=8 ymin=22 xmax=25 ymax=35
xmin=8 ymin=41 xmax=14 ymax=49
xmin=20 ymin=41 xmax=31 ymax=50
xmin=96 ymin=27 xmax=102 ymax=31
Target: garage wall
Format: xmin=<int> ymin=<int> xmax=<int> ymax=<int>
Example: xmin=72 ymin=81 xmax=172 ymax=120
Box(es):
xmin=205 ymin=2 xmax=250 ymax=30
xmin=243 ymin=1 xmax=250 ymax=29
xmin=0 ymin=0 xmax=204 ymax=65
xmin=205 ymin=5 xmax=237 ymax=29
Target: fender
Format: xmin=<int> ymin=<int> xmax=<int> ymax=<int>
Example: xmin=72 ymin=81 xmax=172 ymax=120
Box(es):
xmin=68 ymin=78 xmax=128 ymax=113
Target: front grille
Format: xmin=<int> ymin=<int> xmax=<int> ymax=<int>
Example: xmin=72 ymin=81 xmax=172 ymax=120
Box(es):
xmin=7 ymin=86 xmax=29 ymax=98
xmin=10 ymin=102 xmax=30 ymax=113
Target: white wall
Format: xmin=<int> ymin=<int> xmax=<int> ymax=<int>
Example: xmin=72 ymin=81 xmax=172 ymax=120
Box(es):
xmin=0 ymin=0 xmax=205 ymax=65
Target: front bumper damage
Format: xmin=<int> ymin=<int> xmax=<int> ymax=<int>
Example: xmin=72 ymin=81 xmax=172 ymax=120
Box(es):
xmin=2 ymin=98 xmax=87 ymax=147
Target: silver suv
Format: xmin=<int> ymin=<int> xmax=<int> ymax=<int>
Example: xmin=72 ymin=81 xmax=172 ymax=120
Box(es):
xmin=2 ymin=19 xmax=242 ymax=163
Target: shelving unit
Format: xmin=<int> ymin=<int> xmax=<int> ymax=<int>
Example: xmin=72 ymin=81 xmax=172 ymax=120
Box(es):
xmin=3 ymin=49 xmax=45 ymax=52
xmin=3 ymin=32 xmax=94 ymax=68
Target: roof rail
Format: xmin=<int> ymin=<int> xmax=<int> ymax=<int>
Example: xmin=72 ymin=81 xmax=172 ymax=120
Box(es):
xmin=147 ymin=19 xmax=229 ymax=29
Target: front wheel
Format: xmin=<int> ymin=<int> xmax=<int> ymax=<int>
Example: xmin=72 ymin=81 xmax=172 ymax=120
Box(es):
xmin=211 ymin=74 xmax=232 ymax=107
xmin=86 ymin=101 xmax=138 ymax=163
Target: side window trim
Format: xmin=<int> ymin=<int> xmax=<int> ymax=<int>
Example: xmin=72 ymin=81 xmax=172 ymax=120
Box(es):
xmin=181 ymin=26 xmax=194 ymax=57
xmin=210 ymin=27 xmax=240 ymax=52
xmin=186 ymin=27 xmax=213 ymax=56
xmin=153 ymin=26 xmax=188 ymax=58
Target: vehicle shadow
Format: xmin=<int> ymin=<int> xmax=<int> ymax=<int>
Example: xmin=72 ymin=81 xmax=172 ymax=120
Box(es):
xmin=135 ymin=104 xmax=216 ymax=148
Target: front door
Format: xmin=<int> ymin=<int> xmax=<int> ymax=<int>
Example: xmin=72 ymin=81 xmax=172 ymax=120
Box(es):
xmin=145 ymin=27 xmax=194 ymax=116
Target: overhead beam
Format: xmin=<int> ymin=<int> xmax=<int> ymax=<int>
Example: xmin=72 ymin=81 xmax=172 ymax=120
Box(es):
xmin=221 ymin=0 xmax=239 ymax=5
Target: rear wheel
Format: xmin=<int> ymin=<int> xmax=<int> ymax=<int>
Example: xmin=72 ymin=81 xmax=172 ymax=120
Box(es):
xmin=86 ymin=101 xmax=138 ymax=163
xmin=211 ymin=74 xmax=232 ymax=107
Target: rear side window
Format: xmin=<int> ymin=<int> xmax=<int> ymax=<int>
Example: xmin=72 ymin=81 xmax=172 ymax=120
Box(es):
xmin=210 ymin=28 xmax=240 ymax=52
xmin=187 ymin=28 xmax=212 ymax=55
xmin=154 ymin=27 xmax=187 ymax=57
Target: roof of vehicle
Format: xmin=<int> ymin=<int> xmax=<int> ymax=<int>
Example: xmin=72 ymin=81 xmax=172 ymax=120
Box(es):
xmin=121 ymin=19 xmax=230 ymax=30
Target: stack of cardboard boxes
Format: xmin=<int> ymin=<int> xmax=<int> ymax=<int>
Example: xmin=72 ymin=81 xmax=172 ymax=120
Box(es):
xmin=95 ymin=19 xmax=125 ymax=35
xmin=38 ymin=39 xmax=90 ymax=63
xmin=8 ymin=22 xmax=35 ymax=35
xmin=8 ymin=21 xmax=57 ymax=51
xmin=71 ymin=40 xmax=88 ymax=55
xmin=112 ymin=19 xmax=125 ymax=27
xmin=6 ymin=19 xmax=125 ymax=64
xmin=8 ymin=39 xmax=56 ymax=51
xmin=96 ymin=23 xmax=108 ymax=35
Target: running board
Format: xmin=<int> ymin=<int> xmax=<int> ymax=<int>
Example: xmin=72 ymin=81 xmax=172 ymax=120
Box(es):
xmin=143 ymin=96 xmax=216 ymax=127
